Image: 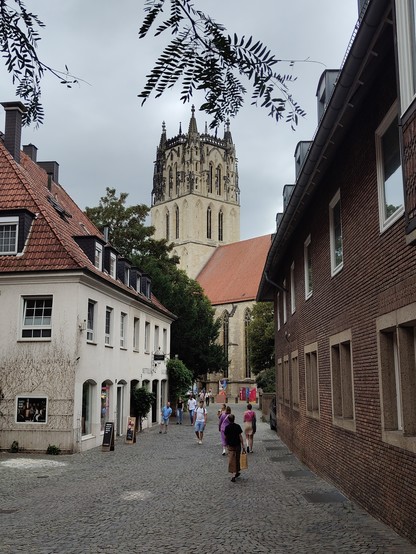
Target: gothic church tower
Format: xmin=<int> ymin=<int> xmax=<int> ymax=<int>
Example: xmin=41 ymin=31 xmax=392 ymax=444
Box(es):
xmin=151 ymin=106 xmax=240 ymax=278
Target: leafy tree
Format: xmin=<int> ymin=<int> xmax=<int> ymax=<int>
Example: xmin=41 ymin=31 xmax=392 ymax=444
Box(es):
xmin=167 ymin=358 xmax=193 ymax=404
xmin=248 ymin=302 xmax=275 ymax=374
xmin=132 ymin=386 xmax=156 ymax=431
xmin=85 ymin=187 xmax=179 ymax=263
xmin=1 ymin=1 xmax=305 ymax=128
xmin=255 ymin=366 xmax=276 ymax=393
xmin=139 ymin=0 xmax=305 ymax=128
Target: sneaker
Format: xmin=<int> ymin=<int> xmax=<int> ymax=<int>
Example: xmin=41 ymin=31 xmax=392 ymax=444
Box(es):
xmin=231 ymin=477 xmax=236 ymax=482
xmin=222 ymin=449 xmax=226 ymax=456
xmin=198 ymin=440 xmax=202 ymax=445
xmin=159 ymin=431 xmax=162 ymax=434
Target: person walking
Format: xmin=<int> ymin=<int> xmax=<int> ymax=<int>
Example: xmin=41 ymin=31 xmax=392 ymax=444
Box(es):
xmin=243 ymin=403 xmax=257 ymax=453
xmin=176 ymin=397 xmax=184 ymax=425
xmin=205 ymin=390 xmax=210 ymax=407
xmin=159 ymin=401 xmax=172 ymax=434
xmin=219 ymin=405 xmax=232 ymax=455
xmin=224 ymin=414 xmax=246 ymax=482
xmin=194 ymin=400 xmax=207 ymax=444
xmin=187 ymin=394 xmax=197 ymax=425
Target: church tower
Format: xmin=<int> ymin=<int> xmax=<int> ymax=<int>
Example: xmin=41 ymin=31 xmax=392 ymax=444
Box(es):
xmin=150 ymin=106 xmax=240 ymax=278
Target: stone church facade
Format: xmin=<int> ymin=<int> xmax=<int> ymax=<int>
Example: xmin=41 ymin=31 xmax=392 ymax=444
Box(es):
xmin=151 ymin=107 xmax=271 ymax=398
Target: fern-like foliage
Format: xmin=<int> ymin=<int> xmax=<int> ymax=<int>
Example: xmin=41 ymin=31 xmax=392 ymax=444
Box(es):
xmin=139 ymin=0 xmax=306 ymax=128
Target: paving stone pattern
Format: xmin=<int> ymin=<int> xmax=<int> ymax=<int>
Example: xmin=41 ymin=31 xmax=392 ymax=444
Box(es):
xmin=0 ymin=402 xmax=415 ymax=554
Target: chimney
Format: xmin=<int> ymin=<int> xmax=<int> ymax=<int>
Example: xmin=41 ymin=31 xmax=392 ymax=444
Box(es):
xmin=38 ymin=161 xmax=59 ymax=184
xmin=23 ymin=143 xmax=38 ymax=162
xmin=1 ymin=101 xmax=26 ymax=163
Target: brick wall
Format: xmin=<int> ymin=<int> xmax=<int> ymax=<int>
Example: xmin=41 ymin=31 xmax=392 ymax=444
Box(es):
xmin=273 ymin=49 xmax=416 ymax=543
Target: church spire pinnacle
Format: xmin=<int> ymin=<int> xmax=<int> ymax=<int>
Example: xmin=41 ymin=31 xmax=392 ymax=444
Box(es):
xmin=159 ymin=121 xmax=167 ymax=147
xmin=188 ymin=104 xmax=198 ymax=135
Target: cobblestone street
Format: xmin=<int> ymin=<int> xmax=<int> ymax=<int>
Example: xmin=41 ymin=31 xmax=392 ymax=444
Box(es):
xmin=1 ymin=401 xmax=415 ymax=554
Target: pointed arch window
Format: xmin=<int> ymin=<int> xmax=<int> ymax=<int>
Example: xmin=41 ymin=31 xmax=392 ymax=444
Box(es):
xmin=208 ymin=164 xmax=213 ymax=193
xmin=222 ymin=312 xmax=229 ymax=378
xmin=169 ymin=168 xmax=173 ymax=196
xmin=244 ymin=309 xmax=252 ymax=378
xmin=216 ymin=166 xmax=222 ymax=195
xmin=165 ymin=211 xmax=170 ymax=240
xmin=207 ymin=207 xmax=212 ymax=239
xmin=175 ymin=206 xmax=180 ymax=239
xmin=218 ymin=210 xmax=224 ymax=241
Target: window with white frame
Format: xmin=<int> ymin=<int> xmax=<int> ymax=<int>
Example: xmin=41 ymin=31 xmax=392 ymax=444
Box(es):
xmin=109 ymin=252 xmax=117 ymax=279
xmin=282 ymin=279 xmax=287 ymax=323
xmin=82 ymin=380 xmax=95 ymax=436
xmin=330 ymin=330 xmax=355 ymax=431
xmin=0 ymin=216 xmax=18 ymax=254
xmin=290 ymin=262 xmax=296 ymax=314
xmin=133 ymin=317 xmax=140 ymax=351
xmin=21 ymin=296 xmax=52 ymax=339
xmin=395 ymin=0 xmax=416 ymax=113
xmin=377 ymin=304 xmax=416 ymax=452
xmin=305 ymin=342 xmax=319 ymax=418
xmin=87 ymin=300 xmax=96 ymax=342
xmin=105 ymin=307 xmax=113 ymax=346
xmin=94 ymin=243 xmax=103 ymax=270
xmin=291 ymin=351 xmax=299 ymax=410
xmin=144 ymin=321 xmax=150 ymax=353
xmin=120 ymin=313 xmax=127 ymax=348
xmin=329 ymin=190 xmax=343 ymax=275
xmin=375 ymin=102 xmax=404 ymax=232
xmin=304 ymin=235 xmax=313 ymax=299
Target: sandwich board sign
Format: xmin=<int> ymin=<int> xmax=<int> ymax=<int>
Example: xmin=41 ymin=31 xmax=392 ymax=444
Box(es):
xmin=125 ymin=416 xmax=136 ymax=444
xmin=102 ymin=421 xmax=115 ymax=451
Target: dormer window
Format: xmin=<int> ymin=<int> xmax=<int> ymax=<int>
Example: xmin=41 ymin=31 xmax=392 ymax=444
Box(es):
xmin=109 ymin=252 xmax=117 ymax=279
xmin=94 ymin=243 xmax=103 ymax=270
xmin=0 ymin=216 xmax=18 ymax=254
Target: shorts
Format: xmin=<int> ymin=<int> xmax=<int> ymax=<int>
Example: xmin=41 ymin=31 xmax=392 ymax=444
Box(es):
xmin=162 ymin=418 xmax=169 ymax=425
xmin=195 ymin=420 xmax=205 ymax=432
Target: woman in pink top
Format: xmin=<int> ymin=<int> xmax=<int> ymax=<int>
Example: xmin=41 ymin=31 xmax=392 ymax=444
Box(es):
xmin=243 ymin=403 xmax=256 ymax=453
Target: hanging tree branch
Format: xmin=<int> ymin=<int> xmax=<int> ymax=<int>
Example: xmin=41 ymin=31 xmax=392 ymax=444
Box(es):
xmin=138 ymin=0 xmax=306 ymax=129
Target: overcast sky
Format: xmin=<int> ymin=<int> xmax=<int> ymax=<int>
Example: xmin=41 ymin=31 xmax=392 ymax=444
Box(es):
xmin=0 ymin=1 xmax=359 ymax=240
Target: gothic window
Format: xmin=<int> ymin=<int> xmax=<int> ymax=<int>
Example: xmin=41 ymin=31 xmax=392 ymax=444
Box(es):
xmin=216 ymin=166 xmax=222 ymax=195
xmin=218 ymin=210 xmax=224 ymax=241
xmin=208 ymin=164 xmax=213 ymax=193
xmin=207 ymin=207 xmax=212 ymax=239
xmin=244 ymin=309 xmax=252 ymax=379
xmin=169 ymin=168 xmax=173 ymax=195
xmin=165 ymin=211 xmax=170 ymax=240
xmin=175 ymin=206 xmax=179 ymax=239
xmin=222 ymin=311 xmax=229 ymax=378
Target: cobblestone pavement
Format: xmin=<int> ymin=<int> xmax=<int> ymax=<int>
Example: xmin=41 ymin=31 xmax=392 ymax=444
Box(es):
xmin=1 ymin=401 xmax=415 ymax=554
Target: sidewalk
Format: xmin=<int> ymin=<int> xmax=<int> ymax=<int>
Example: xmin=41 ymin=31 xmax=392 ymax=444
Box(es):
xmin=0 ymin=400 xmax=415 ymax=553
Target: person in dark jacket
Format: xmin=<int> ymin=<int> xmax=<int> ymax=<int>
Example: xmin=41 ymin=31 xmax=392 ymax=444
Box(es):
xmin=224 ymin=414 xmax=246 ymax=482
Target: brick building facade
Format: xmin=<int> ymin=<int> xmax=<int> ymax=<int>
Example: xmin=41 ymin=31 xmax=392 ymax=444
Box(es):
xmin=258 ymin=0 xmax=416 ymax=543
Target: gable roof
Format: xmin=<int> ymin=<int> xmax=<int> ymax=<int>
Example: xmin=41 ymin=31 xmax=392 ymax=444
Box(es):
xmin=196 ymin=234 xmax=273 ymax=305
xmin=0 ymin=139 xmax=175 ymax=319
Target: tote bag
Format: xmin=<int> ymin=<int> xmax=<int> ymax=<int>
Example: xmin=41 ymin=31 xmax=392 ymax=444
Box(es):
xmin=240 ymin=451 xmax=248 ymax=470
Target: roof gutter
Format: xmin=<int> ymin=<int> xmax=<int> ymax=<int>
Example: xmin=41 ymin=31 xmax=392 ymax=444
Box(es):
xmin=257 ymin=0 xmax=391 ymax=301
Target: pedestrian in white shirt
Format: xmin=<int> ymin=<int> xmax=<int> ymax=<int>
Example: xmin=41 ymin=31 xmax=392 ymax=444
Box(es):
xmin=187 ymin=395 xmax=197 ymax=425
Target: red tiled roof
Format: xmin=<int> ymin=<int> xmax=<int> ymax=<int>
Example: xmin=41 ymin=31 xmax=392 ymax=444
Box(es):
xmin=196 ymin=234 xmax=273 ymax=305
xmin=0 ymin=140 xmax=174 ymax=319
